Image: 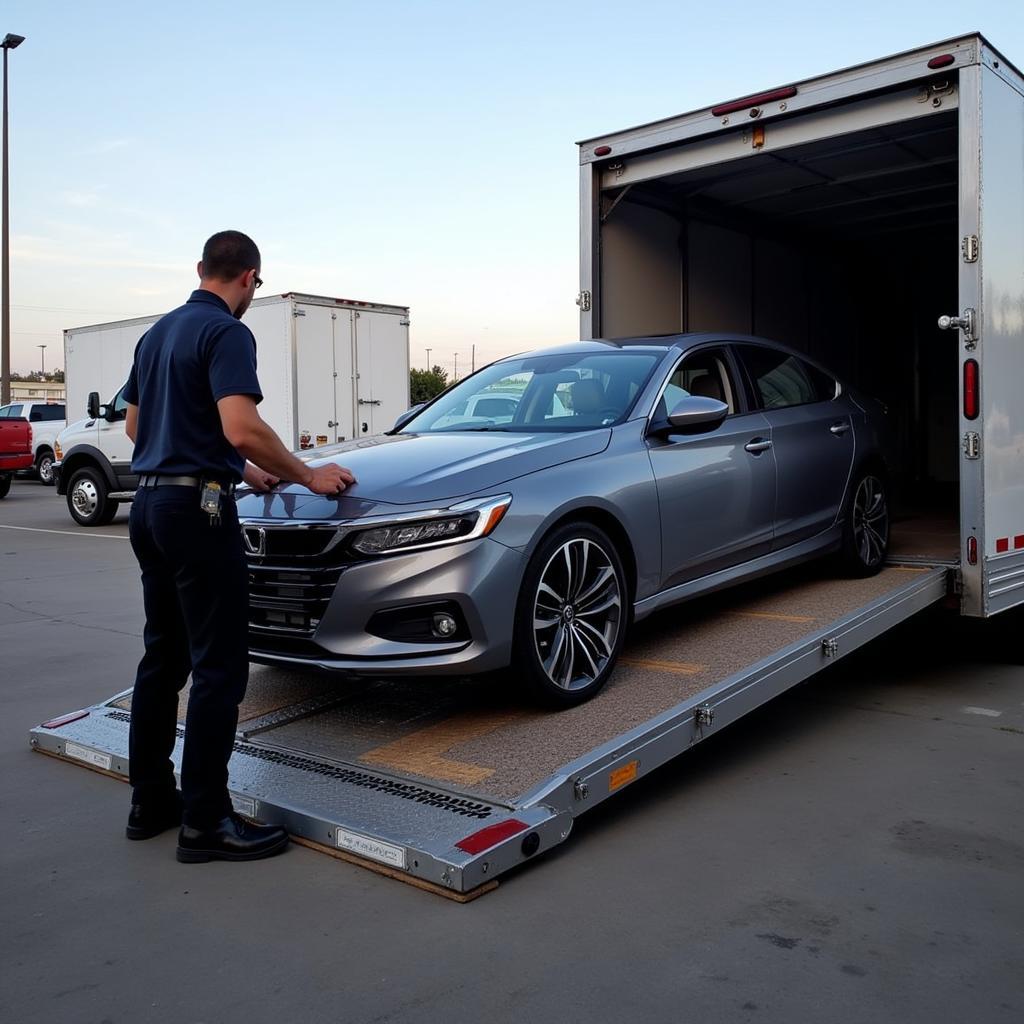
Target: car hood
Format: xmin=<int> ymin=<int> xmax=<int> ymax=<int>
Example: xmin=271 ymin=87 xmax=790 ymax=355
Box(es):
xmin=235 ymin=429 xmax=610 ymax=519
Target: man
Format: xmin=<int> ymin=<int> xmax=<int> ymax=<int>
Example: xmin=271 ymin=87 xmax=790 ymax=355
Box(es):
xmin=122 ymin=230 xmax=353 ymax=863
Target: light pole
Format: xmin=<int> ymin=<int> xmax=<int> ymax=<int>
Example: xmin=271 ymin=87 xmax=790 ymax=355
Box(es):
xmin=425 ymin=347 xmax=431 ymax=371
xmin=1 ymin=32 xmax=26 ymax=406
xmin=453 ymin=353 xmax=459 ymax=381
xmin=37 ymin=342 xmax=45 ymax=375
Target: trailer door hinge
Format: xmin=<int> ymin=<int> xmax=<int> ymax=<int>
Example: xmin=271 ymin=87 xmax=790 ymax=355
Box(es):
xmin=962 ymin=235 xmax=979 ymax=263
xmin=576 ymin=290 xmax=592 ymax=312
xmin=293 ymin=308 xmax=307 ymax=317
xmin=962 ymin=432 xmax=981 ymax=459
xmin=358 ymin=398 xmax=381 ymax=406
xmin=399 ymin=319 xmax=410 ymax=326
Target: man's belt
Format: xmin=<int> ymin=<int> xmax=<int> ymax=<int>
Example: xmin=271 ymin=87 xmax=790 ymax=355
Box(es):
xmin=137 ymin=474 xmax=235 ymax=494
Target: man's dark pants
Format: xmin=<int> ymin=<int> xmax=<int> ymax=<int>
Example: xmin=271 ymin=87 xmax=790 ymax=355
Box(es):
xmin=128 ymin=486 xmax=248 ymax=828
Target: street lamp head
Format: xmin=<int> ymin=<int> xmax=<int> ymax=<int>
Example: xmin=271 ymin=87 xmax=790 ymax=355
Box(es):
xmin=2 ymin=34 xmax=26 ymax=49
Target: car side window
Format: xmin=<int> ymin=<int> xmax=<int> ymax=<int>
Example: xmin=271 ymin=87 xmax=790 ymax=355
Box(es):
xmin=737 ymin=345 xmax=820 ymax=410
xmin=36 ymin=404 xmax=65 ymax=421
xmin=4 ymin=403 xmax=23 ymax=418
xmin=657 ymin=349 xmax=737 ymax=420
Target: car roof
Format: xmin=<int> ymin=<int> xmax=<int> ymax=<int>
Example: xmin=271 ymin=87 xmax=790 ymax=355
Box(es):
xmin=496 ymin=333 xmax=810 ymax=360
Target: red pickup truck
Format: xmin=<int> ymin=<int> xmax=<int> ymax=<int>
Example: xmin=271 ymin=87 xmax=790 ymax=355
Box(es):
xmin=0 ymin=416 xmax=33 ymax=499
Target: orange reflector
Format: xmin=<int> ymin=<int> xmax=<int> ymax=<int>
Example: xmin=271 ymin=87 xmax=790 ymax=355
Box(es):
xmin=481 ymin=502 xmax=510 ymax=536
xmin=967 ymin=536 xmax=977 ymax=564
xmin=609 ymin=760 xmax=639 ymax=791
xmin=41 ymin=710 xmax=89 ymax=729
xmin=455 ymin=818 xmax=528 ymax=855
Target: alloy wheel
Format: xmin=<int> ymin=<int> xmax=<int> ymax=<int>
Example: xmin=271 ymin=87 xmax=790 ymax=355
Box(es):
xmin=532 ymin=538 xmax=622 ymax=692
xmin=853 ymin=475 xmax=888 ymax=567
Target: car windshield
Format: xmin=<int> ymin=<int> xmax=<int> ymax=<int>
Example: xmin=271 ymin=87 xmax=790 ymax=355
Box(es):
xmin=403 ymin=350 xmax=662 ymax=433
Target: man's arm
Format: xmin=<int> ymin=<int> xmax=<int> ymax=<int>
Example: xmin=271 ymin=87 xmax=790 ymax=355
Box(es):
xmin=125 ymin=403 xmax=138 ymax=443
xmin=217 ymin=395 xmax=353 ymax=495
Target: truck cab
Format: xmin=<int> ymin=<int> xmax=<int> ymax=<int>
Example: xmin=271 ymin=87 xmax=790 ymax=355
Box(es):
xmin=53 ymin=386 xmax=136 ymax=526
xmin=0 ymin=401 xmax=66 ymax=484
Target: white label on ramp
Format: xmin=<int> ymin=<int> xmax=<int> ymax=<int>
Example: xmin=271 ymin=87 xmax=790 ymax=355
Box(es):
xmin=336 ymin=828 xmax=407 ymax=869
xmin=231 ymin=794 xmax=257 ymax=818
xmin=64 ymin=741 xmax=112 ymax=771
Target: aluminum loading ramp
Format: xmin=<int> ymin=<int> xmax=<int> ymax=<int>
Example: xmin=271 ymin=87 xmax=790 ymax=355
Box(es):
xmin=31 ymin=564 xmax=949 ymax=898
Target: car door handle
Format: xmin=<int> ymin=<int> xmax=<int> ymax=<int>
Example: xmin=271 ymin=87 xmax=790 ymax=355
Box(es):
xmin=744 ymin=438 xmax=773 ymax=454
xmin=829 ymin=422 xmax=851 ymax=436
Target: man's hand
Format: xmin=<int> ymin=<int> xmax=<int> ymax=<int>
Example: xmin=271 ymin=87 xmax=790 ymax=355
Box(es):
xmin=243 ymin=463 xmax=280 ymax=492
xmin=305 ymin=463 xmax=356 ymax=495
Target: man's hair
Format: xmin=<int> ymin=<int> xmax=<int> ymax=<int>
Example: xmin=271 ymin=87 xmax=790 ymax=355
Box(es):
xmin=200 ymin=230 xmax=261 ymax=282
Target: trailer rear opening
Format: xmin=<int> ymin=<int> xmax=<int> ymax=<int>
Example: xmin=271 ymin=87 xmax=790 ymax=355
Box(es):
xmin=581 ymin=37 xmax=1024 ymax=615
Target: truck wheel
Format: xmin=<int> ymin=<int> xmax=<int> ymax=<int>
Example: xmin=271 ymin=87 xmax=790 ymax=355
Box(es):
xmin=840 ymin=470 xmax=889 ymax=577
xmin=0 ymin=473 xmax=11 ymax=499
xmin=512 ymin=522 xmax=628 ymax=707
xmin=67 ymin=467 xmax=118 ymax=527
xmin=35 ymin=448 xmax=55 ymax=486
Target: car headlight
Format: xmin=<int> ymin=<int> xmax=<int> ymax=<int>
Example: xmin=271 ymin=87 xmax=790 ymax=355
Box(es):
xmin=349 ymin=494 xmax=512 ymax=557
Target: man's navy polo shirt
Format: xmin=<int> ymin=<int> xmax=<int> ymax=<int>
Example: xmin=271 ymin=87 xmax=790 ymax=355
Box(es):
xmin=123 ymin=290 xmax=263 ymax=482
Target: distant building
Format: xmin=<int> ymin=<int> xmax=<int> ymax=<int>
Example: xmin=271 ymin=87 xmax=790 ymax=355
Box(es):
xmin=10 ymin=380 xmax=66 ymax=402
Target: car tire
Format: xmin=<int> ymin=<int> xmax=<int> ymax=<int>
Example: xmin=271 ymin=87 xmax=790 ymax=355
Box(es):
xmin=67 ymin=467 xmax=118 ymax=527
xmin=0 ymin=472 xmax=11 ymax=499
xmin=35 ymin=448 xmax=55 ymax=486
xmin=512 ymin=521 xmax=629 ymax=707
xmin=840 ymin=469 xmax=889 ymax=577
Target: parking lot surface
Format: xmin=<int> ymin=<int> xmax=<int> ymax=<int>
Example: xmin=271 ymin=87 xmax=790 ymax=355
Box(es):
xmin=3 ymin=479 xmax=1023 ymax=1024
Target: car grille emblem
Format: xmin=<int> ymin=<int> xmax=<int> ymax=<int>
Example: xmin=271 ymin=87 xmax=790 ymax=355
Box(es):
xmin=243 ymin=526 xmax=267 ymax=557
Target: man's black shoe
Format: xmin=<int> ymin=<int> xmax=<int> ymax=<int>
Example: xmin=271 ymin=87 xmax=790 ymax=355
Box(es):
xmin=126 ymin=791 xmax=184 ymax=841
xmin=176 ymin=814 xmax=289 ymax=863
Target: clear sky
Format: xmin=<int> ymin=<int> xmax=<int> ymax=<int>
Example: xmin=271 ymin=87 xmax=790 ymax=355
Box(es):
xmin=3 ymin=0 xmax=1022 ymax=379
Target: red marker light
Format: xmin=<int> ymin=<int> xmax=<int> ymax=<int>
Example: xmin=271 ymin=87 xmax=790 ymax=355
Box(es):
xmin=41 ymin=710 xmax=90 ymax=729
xmin=711 ymin=86 xmax=797 ymax=118
xmin=967 ymin=537 xmax=977 ymax=564
xmin=928 ymin=54 xmax=956 ymax=69
xmin=593 ymin=145 xmax=612 ymax=157
xmin=963 ymin=359 xmax=979 ymax=420
xmin=455 ymin=818 xmax=528 ymax=855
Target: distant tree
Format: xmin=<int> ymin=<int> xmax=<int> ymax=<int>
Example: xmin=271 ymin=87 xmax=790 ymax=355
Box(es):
xmin=410 ymin=365 xmax=450 ymax=405
xmin=51 ymin=368 xmax=65 ymax=383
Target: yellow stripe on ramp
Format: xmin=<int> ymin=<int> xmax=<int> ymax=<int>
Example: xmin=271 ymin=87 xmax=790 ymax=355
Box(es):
xmin=618 ymin=656 xmax=707 ymax=676
xmin=362 ymin=711 xmax=521 ymax=786
xmin=730 ymin=611 xmax=816 ymax=624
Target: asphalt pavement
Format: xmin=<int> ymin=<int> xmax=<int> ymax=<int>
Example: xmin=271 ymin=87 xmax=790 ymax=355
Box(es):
xmin=2 ymin=478 xmax=1022 ymax=1024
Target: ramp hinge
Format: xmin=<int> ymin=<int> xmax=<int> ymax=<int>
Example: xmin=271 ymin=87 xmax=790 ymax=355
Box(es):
xmin=822 ymin=637 xmax=839 ymax=659
xmin=962 ymin=432 xmax=981 ymax=459
xmin=573 ymin=778 xmax=590 ymax=801
xmin=694 ymin=704 xmax=715 ymax=727
xmin=962 ymin=235 xmax=979 ymax=263
xmin=576 ymin=290 xmax=592 ymax=312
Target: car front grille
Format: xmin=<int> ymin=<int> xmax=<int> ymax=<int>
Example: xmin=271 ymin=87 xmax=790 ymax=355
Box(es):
xmin=243 ymin=524 xmax=346 ymax=646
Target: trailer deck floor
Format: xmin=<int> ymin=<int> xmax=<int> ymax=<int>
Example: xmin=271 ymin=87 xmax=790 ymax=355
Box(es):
xmin=110 ymin=563 xmax=939 ymax=805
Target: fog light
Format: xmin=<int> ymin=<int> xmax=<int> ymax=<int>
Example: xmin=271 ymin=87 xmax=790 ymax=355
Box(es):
xmin=432 ymin=613 xmax=458 ymax=638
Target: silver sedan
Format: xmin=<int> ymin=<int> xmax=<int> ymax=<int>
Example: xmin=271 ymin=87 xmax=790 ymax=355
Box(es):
xmin=237 ymin=335 xmax=890 ymax=706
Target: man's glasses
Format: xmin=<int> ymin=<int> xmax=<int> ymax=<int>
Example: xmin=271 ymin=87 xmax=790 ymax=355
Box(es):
xmin=253 ymin=273 xmax=263 ymax=289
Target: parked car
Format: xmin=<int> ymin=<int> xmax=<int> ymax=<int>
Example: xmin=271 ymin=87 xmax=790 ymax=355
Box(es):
xmin=237 ymin=335 xmax=890 ymax=706
xmin=0 ymin=414 xmax=34 ymax=499
xmin=0 ymin=401 xmax=65 ymax=484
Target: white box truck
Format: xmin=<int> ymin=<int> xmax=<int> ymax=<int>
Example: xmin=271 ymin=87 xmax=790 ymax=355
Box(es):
xmin=577 ymin=33 xmax=1024 ymax=619
xmin=54 ymin=292 xmax=410 ymax=526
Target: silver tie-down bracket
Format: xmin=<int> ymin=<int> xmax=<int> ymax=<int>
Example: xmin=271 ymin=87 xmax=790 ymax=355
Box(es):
xmin=938 ymin=308 xmax=977 ymax=350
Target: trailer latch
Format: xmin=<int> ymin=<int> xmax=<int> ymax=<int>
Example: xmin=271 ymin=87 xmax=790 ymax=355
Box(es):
xmin=937 ymin=308 xmax=977 ymax=349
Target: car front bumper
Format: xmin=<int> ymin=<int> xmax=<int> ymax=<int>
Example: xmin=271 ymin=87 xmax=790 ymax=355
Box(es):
xmin=247 ymin=536 xmax=526 ymax=677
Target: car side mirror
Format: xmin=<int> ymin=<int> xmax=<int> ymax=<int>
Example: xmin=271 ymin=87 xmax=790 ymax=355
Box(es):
xmin=87 ymin=391 xmax=101 ymax=419
xmin=392 ymin=403 xmax=425 ymax=432
xmin=657 ymin=396 xmax=730 ymax=436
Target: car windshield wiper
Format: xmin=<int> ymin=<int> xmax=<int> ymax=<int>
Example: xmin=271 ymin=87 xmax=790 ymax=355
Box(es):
xmin=447 ymin=426 xmax=512 ymax=432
